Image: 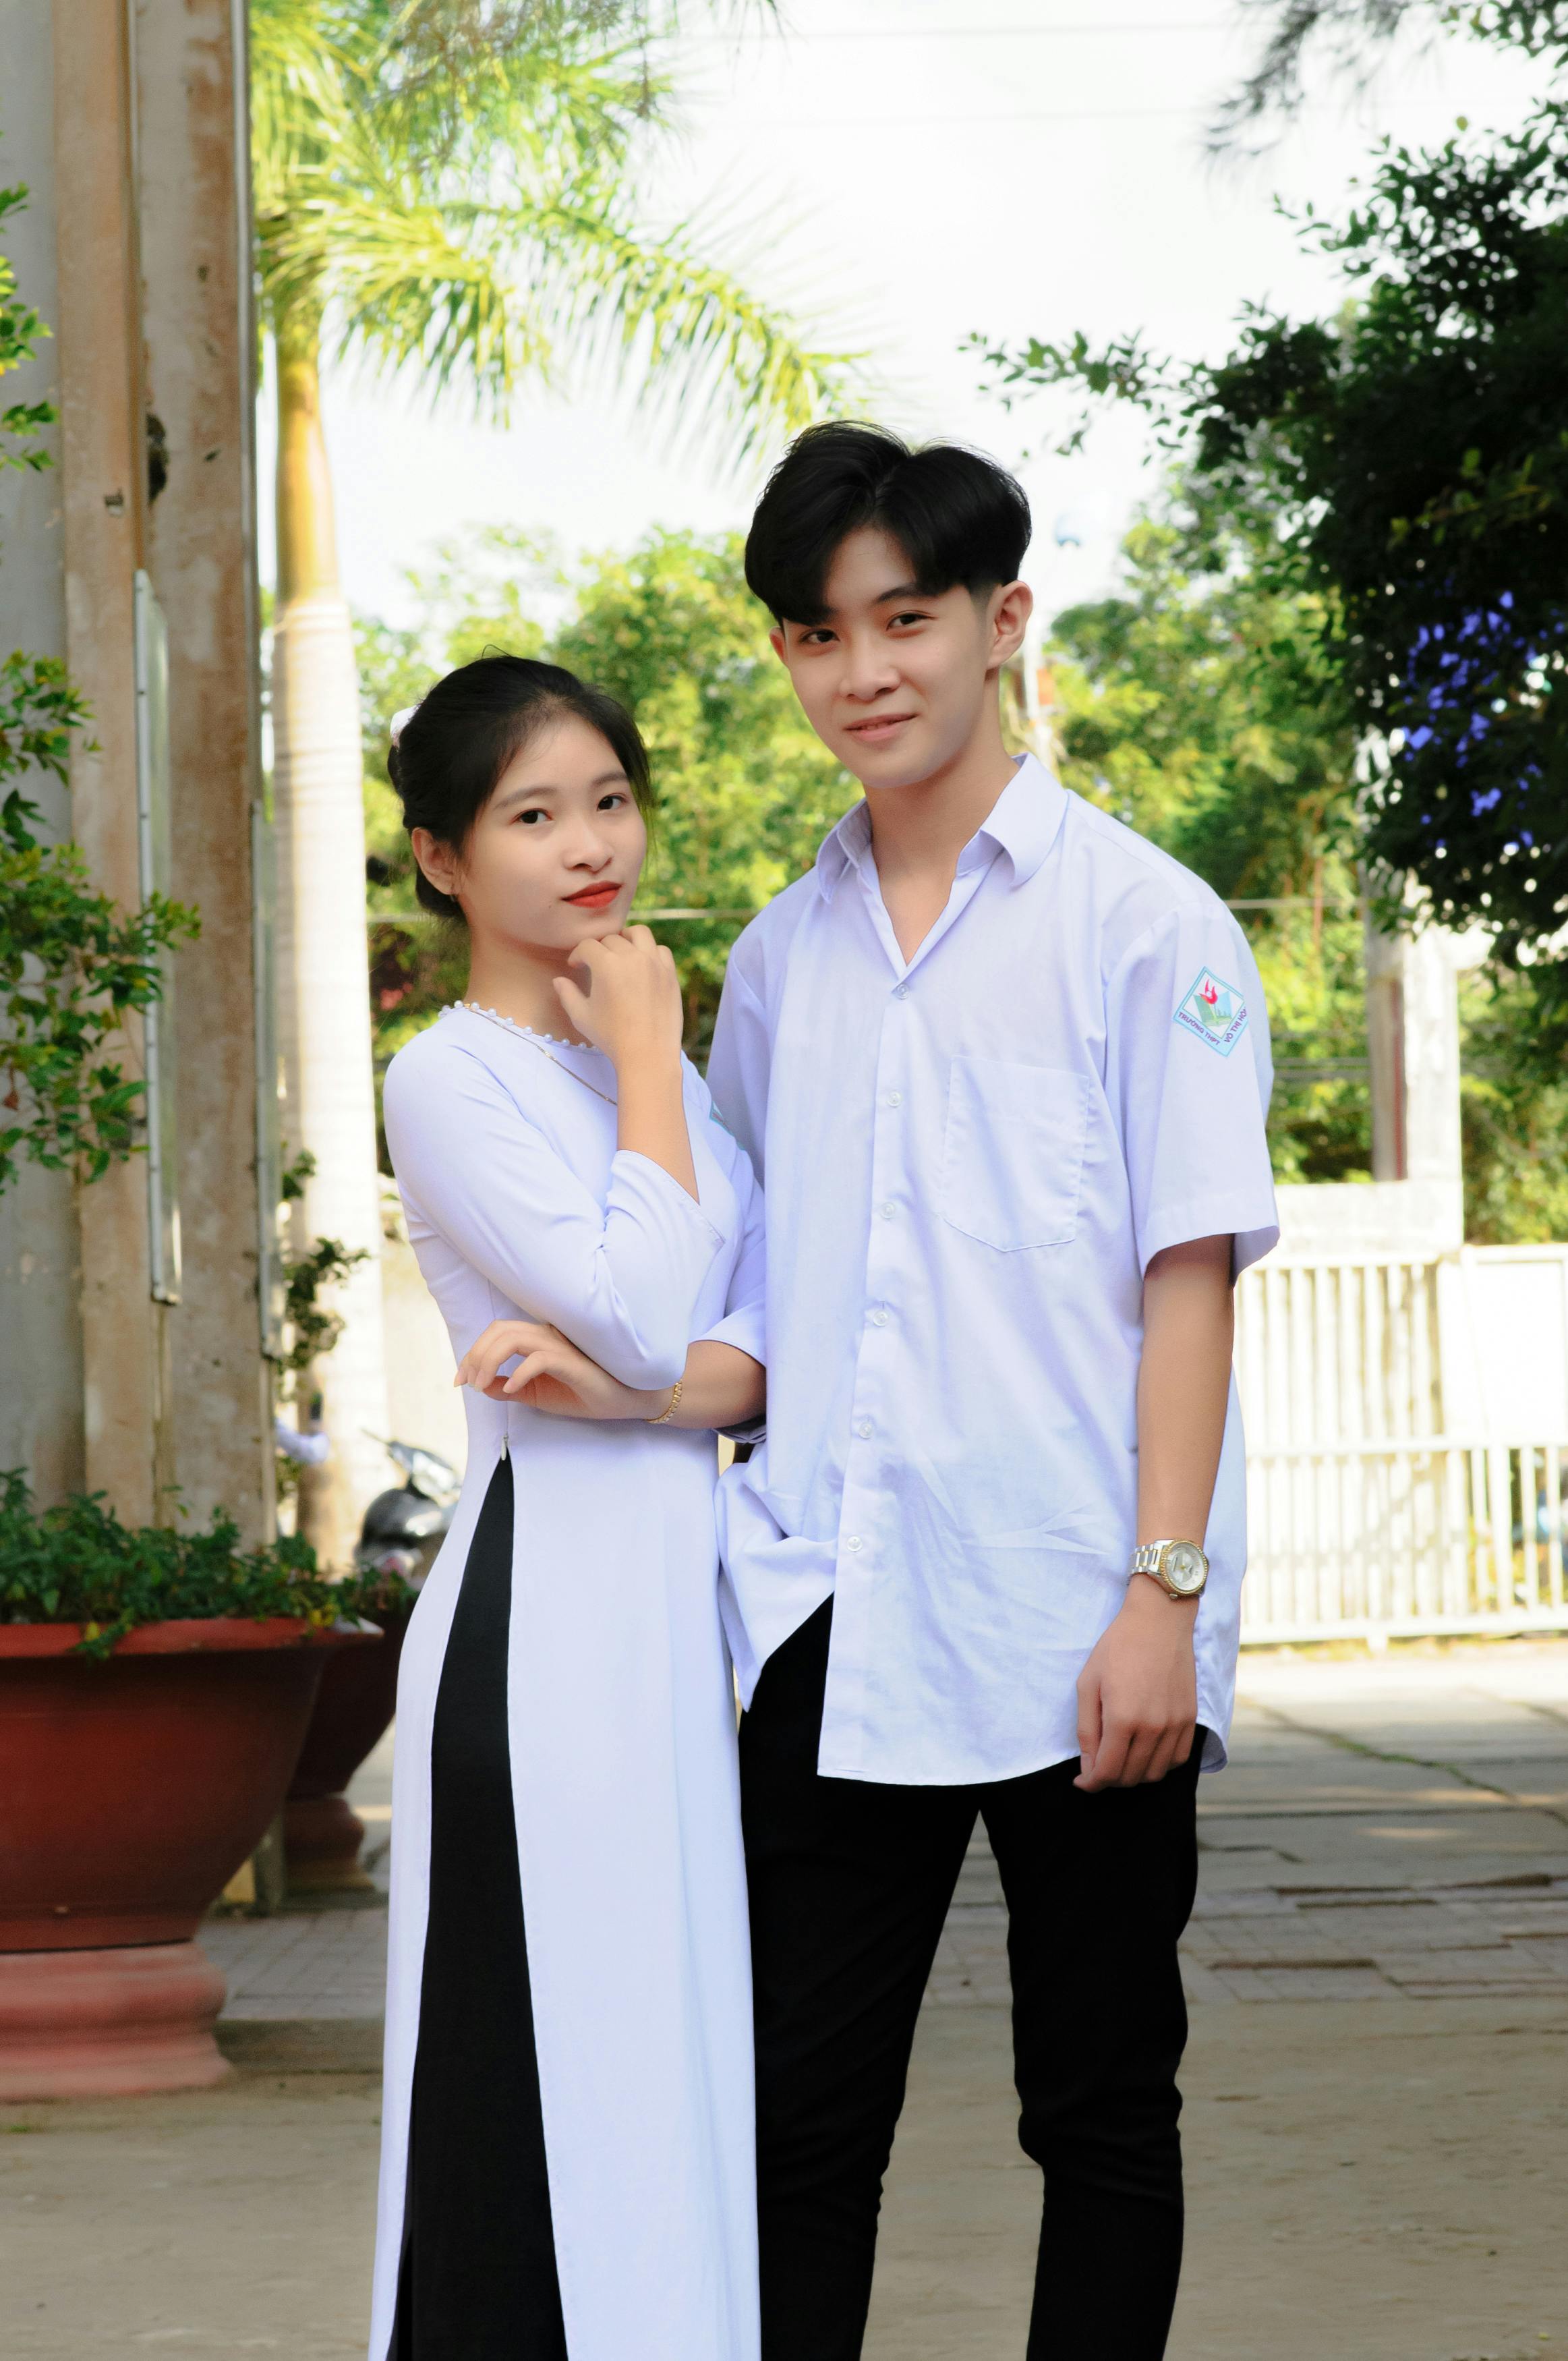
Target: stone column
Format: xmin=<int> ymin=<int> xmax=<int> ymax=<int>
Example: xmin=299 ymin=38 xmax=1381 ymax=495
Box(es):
xmin=136 ymin=0 xmax=274 ymax=1541
xmin=0 ymin=1 xmax=272 ymax=1529
xmin=1366 ymin=906 xmax=1487 ymax=1201
xmin=51 ymin=0 xmax=164 ymax=1522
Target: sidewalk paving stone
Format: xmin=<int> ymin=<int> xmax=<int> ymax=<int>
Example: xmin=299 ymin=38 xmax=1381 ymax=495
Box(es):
xmin=9 ymin=1643 xmax=1568 ymax=2357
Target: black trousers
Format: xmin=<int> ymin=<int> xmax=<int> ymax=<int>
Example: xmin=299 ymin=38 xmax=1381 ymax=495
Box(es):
xmin=392 ymin=1455 xmax=567 ymax=2361
xmin=740 ymin=1599 xmax=1204 ymax=2361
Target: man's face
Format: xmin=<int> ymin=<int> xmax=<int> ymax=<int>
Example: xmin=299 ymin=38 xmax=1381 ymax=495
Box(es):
xmin=770 ymin=525 xmax=1029 ymax=791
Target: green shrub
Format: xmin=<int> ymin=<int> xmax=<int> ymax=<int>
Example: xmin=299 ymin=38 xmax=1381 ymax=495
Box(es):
xmin=0 ymin=1469 xmax=341 ymax=1655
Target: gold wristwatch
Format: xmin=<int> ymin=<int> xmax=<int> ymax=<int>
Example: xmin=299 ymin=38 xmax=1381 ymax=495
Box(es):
xmin=1130 ymin=1539 xmax=1209 ymax=1601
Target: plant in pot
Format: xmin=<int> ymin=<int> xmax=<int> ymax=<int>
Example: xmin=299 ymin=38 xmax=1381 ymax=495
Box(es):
xmin=0 ymin=171 xmax=386 ymax=2103
xmin=0 ymin=1471 xmax=381 ymax=2099
xmin=285 ymin=1547 xmax=421 ymax=1896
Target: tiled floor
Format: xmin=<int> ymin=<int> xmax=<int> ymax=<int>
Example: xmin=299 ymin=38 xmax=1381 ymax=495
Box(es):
xmin=209 ymin=1644 xmax=1568 ymax=2025
xmin=12 ymin=1645 xmax=1568 ymax=2361
xmin=931 ymin=1647 xmax=1568 ymax=2010
xmin=204 ymin=1736 xmax=393 ymax=2024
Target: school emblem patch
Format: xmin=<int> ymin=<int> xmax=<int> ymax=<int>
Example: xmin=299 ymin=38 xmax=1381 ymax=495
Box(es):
xmin=1174 ymin=966 xmax=1248 ymax=1057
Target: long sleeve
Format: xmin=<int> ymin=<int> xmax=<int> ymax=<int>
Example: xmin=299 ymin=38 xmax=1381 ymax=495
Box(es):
xmin=383 ymin=1037 xmax=724 ymax=1390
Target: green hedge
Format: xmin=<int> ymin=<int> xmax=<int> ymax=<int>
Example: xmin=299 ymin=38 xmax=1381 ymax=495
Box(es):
xmin=0 ymin=1469 xmax=416 ymax=1657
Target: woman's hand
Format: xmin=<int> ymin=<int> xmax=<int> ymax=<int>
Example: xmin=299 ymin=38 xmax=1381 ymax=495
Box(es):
xmin=455 ymin=1319 xmax=664 ymax=1422
xmin=556 ymin=924 xmax=699 ymax=1200
xmin=554 ymin=925 xmax=684 ymax=1073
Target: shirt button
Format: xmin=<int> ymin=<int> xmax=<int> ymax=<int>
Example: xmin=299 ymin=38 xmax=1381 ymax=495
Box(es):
xmin=856 ymin=1420 xmax=873 ymax=1440
xmin=894 ymin=984 xmax=910 ymax=1000
xmin=879 ymin=1202 xmax=895 ymax=1220
xmin=869 ymin=1307 xmax=890 ymax=1327
xmin=885 ymin=1091 xmax=902 ymax=1108
xmin=845 ymin=1535 xmax=864 ymax=1554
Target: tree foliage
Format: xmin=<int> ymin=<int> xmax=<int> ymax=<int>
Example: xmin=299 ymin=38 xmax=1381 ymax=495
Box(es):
xmin=0 ymin=771 xmax=198 ymax=1192
xmin=250 ymin=0 xmax=855 ymax=456
xmin=975 ymin=105 xmax=1568 ymax=1029
xmin=1216 ymin=2 xmax=1568 ymax=146
xmin=1459 ymin=963 xmax=1568 ymax=1236
xmin=1051 ymin=487 xmax=1359 ymax=901
xmin=1052 ymin=471 xmax=1568 ymax=1231
xmin=0 ymin=183 xmax=54 ymax=472
xmin=274 ymin=1149 xmax=371 ymax=1377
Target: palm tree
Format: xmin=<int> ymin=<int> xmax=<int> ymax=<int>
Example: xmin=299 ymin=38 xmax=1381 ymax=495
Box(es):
xmin=250 ymin=0 xmax=853 ymax=1567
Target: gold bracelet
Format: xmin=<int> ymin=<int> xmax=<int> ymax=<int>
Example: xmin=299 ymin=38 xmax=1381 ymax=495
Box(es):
xmin=649 ymin=1378 xmax=683 ymax=1426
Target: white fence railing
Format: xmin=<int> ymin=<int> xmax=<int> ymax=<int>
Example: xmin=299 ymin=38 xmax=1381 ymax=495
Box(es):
xmin=1241 ymin=1437 xmax=1567 ymax=1645
xmin=1236 ymin=1246 xmax=1568 ymax=1644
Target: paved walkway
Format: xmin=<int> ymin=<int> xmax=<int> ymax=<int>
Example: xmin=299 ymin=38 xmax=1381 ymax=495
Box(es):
xmin=208 ymin=1645 xmax=1568 ymax=2022
xmin=7 ymin=1643 xmax=1568 ymax=2356
xmin=879 ymin=1645 xmax=1568 ymax=2361
xmin=935 ymin=1647 xmax=1568 ymax=2012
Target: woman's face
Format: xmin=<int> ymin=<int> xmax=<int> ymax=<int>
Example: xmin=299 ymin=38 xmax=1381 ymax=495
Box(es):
xmin=413 ymin=713 xmax=647 ymax=959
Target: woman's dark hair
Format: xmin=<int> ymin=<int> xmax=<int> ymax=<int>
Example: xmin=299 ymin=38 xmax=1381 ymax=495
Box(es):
xmin=744 ymin=422 xmax=1031 ymax=625
xmin=389 ymin=654 xmax=652 ymax=921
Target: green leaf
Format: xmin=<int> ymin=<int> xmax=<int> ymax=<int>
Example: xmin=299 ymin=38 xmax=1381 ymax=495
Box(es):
xmin=251 ymin=0 xmax=863 ymax=465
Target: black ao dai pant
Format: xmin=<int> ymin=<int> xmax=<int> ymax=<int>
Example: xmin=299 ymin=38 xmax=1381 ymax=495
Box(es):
xmin=391 ymin=1455 xmax=568 ymax=2360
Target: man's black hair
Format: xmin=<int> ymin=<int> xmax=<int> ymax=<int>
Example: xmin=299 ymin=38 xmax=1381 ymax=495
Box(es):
xmin=744 ymin=422 xmax=1031 ymax=625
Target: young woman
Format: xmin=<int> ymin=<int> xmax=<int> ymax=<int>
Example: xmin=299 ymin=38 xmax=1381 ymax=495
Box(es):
xmin=370 ymin=656 xmax=766 ymax=2361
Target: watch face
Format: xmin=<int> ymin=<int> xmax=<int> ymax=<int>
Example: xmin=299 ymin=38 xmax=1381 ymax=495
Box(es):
xmin=1165 ymin=1543 xmax=1207 ymax=1595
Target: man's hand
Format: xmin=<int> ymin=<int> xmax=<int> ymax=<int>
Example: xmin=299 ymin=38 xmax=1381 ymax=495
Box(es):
xmin=1074 ymin=1578 xmax=1198 ymax=1792
xmin=1078 ymin=1231 xmax=1231 ymax=1793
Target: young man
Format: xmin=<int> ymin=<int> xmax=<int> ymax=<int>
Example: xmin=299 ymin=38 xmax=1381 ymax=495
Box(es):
xmin=708 ymin=424 xmax=1279 ymax=2361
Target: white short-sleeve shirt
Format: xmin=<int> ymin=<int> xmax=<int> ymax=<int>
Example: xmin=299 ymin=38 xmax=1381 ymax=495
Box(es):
xmin=708 ymin=753 xmax=1279 ymax=1786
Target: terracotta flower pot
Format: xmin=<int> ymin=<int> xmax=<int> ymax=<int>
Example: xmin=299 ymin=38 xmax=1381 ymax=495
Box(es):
xmin=285 ymin=1603 xmax=413 ymax=1892
xmin=0 ymin=1616 xmax=380 ymax=2099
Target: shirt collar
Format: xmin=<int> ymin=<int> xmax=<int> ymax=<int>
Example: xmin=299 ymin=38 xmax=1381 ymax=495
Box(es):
xmin=814 ymin=751 xmax=1067 ymax=903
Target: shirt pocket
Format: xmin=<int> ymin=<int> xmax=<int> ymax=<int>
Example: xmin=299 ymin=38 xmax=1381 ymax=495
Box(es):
xmin=939 ymin=1057 xmax=1090 ymax=1252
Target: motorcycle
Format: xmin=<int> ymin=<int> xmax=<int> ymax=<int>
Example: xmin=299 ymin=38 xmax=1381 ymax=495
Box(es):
xmin=353 ymin=1440 xmax=463 ymax=1589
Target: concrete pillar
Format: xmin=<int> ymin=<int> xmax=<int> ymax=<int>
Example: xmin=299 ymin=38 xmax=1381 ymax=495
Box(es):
xmin=0 ymin=0 xmax=84 ymax=1507
xmin=1278 ymin=908 xmax=1485 ymax=1257
xmin=136 ymin=0 xmax=273 ymax=1540
xmin=1366 ymin=919 xmax=1408 ymax=1184
xmin=0 ymin=0 xmax=272 ymax=1531
xmin=1366 ymin=911 xmax=1486 ymax=1191
xmin=51 ymin=0 xmax=165 ymax=1523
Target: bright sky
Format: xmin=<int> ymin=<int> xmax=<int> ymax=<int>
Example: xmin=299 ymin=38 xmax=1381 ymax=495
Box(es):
xmin=258 ymin=1 xmax=1550 ymax=630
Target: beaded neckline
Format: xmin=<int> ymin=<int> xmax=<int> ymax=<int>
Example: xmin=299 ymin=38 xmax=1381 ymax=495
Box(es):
xmin=455 ymin=1002 xmax=618 ymax=1106
xmin=455 ymin=1002 xmax=609 ymax=1056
